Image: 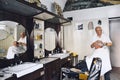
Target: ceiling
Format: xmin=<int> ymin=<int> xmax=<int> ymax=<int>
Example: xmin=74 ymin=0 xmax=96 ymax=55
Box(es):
xmin=64 ymin=0 xmax=120 ymax=11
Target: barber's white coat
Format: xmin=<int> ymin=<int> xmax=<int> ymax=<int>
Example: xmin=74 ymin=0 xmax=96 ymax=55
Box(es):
xmin=86 ymin=34 xmax=112 ymax=76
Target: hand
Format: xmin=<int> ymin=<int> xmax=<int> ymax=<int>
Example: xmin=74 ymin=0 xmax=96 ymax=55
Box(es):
xmin=92 ymin=40 xmax=104 ymax=49
xmin=103 ymin=42 xmax=112 ymax=47
xmin=103 ymin=42 xmax=107 ymax=46
xmin=96 ymin=40 xmax=104 ymax=47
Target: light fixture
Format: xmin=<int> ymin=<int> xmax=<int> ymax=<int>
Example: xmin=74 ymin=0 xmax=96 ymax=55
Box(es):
xmin=0 ymin=24 xmax=10 ymax=40
xmin=88 ymin=21 xmax=94 ymax=30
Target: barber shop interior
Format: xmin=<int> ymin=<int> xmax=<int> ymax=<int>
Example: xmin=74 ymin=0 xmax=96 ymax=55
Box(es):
xmin=0 ymin=0 xmax=120 ymax=80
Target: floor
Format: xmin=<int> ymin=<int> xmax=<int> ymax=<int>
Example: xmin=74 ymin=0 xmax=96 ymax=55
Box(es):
xmin=110 ymin=67 xmax=120 ymax=80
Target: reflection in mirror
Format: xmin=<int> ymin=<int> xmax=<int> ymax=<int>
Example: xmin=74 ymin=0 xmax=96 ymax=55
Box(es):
xmin=45 ymin=28 xmax=57 ymax=53
xmin=0 ymin=21 xmax=27 ymax=59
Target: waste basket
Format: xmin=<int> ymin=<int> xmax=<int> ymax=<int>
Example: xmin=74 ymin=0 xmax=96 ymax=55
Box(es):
xmin=71 ymin=53 xmax=78 ymax=67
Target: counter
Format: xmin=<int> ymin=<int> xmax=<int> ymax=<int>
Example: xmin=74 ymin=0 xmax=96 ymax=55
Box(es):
xmin=0 ymin=62 xmax=44 ymax=80
xmin=38 ymin=57 xmax=59 ymax=64
xmin=0 ymin=54 xmax=72 ymax=80
xmin=36 ymin=54 xmax=71 ymax=80
xmin=49 ymin=53 xmax=70 ymax=59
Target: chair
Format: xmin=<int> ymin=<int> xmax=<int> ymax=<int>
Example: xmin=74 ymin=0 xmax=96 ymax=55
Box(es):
xmin=61 ymin=57 xmax=102 ymax=80
xmin=87 ymin=57 xmax=102 ymax=80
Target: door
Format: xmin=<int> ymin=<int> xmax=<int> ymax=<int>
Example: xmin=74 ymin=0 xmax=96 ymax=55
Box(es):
xmin=109 ymin=18 xmax=120 ymax=67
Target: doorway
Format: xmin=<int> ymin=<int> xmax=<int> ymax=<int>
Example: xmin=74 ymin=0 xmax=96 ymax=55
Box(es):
xmin=109 ymin=18 xmax=120 ymax=67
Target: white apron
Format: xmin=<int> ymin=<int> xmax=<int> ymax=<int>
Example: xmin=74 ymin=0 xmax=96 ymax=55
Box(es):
xmin=86 ymin=47 xmax=112 ymax=76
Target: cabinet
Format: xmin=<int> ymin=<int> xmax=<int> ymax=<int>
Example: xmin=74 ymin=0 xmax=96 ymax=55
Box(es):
xmin=39 ymin=57 xmax=60 ymax=80
xmin=34 ymin=19 xmax=45 ymax=58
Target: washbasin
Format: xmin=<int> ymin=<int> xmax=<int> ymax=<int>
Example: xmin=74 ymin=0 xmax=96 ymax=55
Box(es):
xmin=49 ymin=53 xmax=70 ymax=59
xmin=3 ymin=62 xmax=43 ymax=78
xmin=9 ymin=62 xmax=42 ymax=72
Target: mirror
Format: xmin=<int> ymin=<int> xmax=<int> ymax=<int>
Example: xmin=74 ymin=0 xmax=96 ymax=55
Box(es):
xmin=0 ymin=21 xmax=27 ymax=59
xmin=45 ymin=28 xmax=57 ymax=53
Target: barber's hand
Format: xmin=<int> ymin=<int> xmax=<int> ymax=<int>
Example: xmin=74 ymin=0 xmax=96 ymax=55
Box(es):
xmin=19 ymin=42 xmax=26 ymax=46
xmin=19 ymin=42 xmax=23 ymax=45
xmin=96 ymin=40 xmax=104 ymax=47
xmin=103 ymin=42 xmax=112 ymax=47
xmin=92 ymin=40 xmax=104 ymax=49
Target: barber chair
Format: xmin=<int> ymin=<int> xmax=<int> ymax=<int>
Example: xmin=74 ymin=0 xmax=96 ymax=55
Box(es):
xmin=61 ymin=57 xmax=102 ymax=80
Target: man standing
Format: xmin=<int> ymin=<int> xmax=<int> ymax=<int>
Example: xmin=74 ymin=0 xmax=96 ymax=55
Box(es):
xmin=86 ymin=26 xmax=112 ymax=80
xmin=18 ymin=32 xmax=27 ymax=50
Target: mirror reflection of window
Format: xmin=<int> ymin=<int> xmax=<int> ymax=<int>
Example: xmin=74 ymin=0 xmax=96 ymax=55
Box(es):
xmin=0 ymin=21 xmax=27 ymax=59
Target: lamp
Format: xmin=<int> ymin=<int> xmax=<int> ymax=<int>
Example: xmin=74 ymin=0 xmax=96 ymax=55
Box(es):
xmin=88 ymin=21 xmax=94 ymax=30
xmin=0 ymin=25 xmax=10 ymax=40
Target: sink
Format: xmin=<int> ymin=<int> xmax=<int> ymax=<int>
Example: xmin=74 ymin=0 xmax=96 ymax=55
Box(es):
xmin=3 ymin=62 xmax=43 ymax=78
xmin=49 ymin=53 xmax=70 ymax=59
xmin=39 ymin=57 xmax=59 ymax=64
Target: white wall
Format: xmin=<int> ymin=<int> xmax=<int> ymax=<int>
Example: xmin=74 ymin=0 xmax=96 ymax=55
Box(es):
xmin=40 ymin=0 xmax=67 ymax=12
xmin=63 ymin=5 xmax=120 ymax=60
xmin=63 ymin=5 xmax=120 ymax=21
xmin=64 ymin=18 xmax=109 ymax=60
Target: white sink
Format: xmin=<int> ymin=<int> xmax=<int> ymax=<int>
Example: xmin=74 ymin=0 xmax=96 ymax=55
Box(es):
xmin=39 ymin=57 xmax=59 ymax=64
xmin=49 ymin=53 xmax=70 ymax=59
xmin=3 ymin=62 xmax=43 ymax=78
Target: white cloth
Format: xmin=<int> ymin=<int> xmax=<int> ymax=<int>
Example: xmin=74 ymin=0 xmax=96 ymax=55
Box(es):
xmin=18 ymin=36 xmax=27 ymax=44
xmin=86 ymin=34 xmax=112 ymax=76
xmin=6 ymin=46 xmax=25 ymax=59
xmin=18 ymin=36 xmax=27 ymax=50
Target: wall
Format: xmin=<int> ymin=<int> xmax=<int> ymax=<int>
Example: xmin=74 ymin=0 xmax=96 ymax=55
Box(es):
xmin=63 ymin=5 xmax=120 ymax=21
xmin=63 ymin=5 xmax=120 ymax=61
xmin=64 ymin=18 xmax=109 ymax=60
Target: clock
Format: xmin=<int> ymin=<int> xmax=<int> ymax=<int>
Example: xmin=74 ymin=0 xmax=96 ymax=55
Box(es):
xmin=0 ymin=30 xmax=9 ymax=40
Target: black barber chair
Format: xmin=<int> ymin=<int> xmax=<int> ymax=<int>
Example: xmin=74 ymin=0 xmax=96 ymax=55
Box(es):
xmin=61 ymin=57 xmax=102 ymax=80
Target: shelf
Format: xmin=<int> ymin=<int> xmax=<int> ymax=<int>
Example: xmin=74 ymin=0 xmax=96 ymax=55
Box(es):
xmin=0 ymin=0 xmax=71 ymax=24
xmin=34 ymin=11 xmax=71 ymax=24
xmin=0 ymin=0 xmax=41 ymax=16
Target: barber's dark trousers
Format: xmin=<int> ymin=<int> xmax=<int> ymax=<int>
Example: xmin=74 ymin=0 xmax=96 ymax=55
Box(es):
xmin=104 ymin=71 xmax=110 ymax=80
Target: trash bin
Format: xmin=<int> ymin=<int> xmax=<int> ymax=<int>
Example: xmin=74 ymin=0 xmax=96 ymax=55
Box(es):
xmin=71 ymin=53 xmax=78 ymax=67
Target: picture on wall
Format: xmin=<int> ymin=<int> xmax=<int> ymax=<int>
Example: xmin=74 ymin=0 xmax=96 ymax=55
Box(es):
xmin=78 ymin=24 xmax=83 ymax=30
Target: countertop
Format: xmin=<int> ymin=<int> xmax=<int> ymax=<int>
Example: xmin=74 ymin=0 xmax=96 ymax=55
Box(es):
xmin=37 ymin=57 xmax=59 ymax=64
xmin=0 ymin=62 xmax=43 ymax=80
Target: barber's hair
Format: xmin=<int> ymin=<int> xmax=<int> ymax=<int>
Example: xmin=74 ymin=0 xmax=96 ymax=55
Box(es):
xmin=95 ymin=26 xmax=102 ymax=31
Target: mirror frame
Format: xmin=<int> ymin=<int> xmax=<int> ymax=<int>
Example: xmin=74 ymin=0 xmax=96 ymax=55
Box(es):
xmin=44 ymin=21 xmax=62 ymax=56
xmin=0 ymin=10 xmax=34 ymax=68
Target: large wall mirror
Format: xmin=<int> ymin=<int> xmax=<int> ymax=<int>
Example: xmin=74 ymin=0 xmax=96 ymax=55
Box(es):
xmin=0 ymin=21 xmax=27 ymax=59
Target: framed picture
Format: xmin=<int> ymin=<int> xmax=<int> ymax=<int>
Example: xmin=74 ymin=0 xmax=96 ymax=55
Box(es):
xmin=78 ymin=24 xmax=83 ymax=30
